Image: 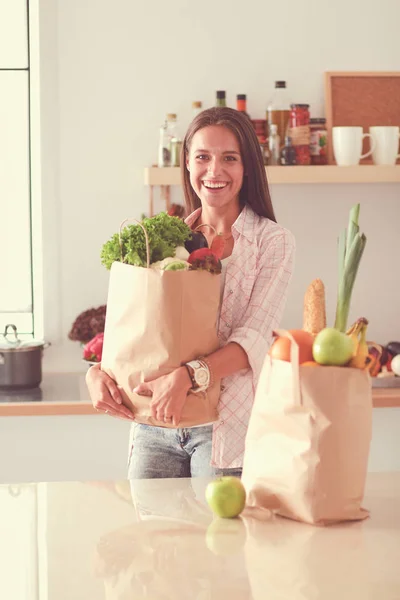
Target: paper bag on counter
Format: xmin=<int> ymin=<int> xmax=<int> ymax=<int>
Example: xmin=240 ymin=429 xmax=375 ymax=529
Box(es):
xmin=101 ymin=260 xmax=221 ymax=427
xmin=242 ymin=329 xmax=372 ymax=525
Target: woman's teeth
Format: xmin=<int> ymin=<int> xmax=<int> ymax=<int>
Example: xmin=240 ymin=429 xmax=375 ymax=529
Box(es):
xmin=203 ymin=181 xmax=228 ymax=189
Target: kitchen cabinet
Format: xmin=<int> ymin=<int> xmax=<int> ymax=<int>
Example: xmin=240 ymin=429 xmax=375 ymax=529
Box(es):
xmin=0 ymin=374 xmax=399 ymax=483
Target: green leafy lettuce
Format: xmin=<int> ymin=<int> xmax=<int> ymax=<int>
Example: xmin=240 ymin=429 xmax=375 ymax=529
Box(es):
xmin=100 ymin=212 xmax=192 ymax=270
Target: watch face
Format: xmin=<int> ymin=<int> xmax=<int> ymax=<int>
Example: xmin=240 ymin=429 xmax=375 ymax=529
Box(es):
xmin=195 ymin=368 xmax=209 ymax=386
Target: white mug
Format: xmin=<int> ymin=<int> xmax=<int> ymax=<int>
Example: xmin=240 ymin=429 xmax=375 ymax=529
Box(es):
xmin=333 ymin=127 xmax=375 ymax=166
xmin=369 ymin=126 xmax=400 ymax=166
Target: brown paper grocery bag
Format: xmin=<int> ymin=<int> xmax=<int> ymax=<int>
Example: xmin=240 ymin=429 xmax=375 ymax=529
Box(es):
xmin=242 ymin=329 xmax=372 ymax=525
xmin=101 ymin=261 xmax=221 ymax=427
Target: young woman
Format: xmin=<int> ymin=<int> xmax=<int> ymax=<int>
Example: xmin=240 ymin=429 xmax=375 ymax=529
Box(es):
xmin=86 ymin=107 xmax=295 ymax=479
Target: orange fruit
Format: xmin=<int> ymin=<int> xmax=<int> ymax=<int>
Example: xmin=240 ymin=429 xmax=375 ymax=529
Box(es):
xmin=269 ymin=329 xmax=314 ymax=364
xmin=301 ymin=361 xmax=320 ymax=367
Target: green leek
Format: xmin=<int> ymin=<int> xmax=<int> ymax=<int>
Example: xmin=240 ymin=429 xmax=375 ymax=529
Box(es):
xmin=334 ymin=204 xmax=367 ymax=332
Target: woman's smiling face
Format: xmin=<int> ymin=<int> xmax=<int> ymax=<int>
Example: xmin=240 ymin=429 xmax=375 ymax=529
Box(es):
xmin=186 ymin=125 xmax=244 ymax=211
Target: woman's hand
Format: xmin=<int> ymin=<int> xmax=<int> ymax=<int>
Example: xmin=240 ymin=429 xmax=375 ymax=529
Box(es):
xmin=133 ymin=367 xmax=192 ymax=426
xmin=86 ymin=363 xmax=135 ymax=420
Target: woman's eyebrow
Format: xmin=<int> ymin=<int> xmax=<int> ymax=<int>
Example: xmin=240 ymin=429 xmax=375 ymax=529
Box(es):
xmin=193 ymin=148 xmax=240 ymax=155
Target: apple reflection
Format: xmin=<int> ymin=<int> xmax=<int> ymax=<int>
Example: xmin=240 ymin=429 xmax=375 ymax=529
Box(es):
xmin=93 ymin=478 xmax=253 ymax=599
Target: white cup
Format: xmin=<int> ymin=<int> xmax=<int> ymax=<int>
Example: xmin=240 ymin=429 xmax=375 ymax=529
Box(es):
xmin=333 ymin=126 xmax=375 ymax=166
xmin=369 ymin=126 xmax=400 ymax=166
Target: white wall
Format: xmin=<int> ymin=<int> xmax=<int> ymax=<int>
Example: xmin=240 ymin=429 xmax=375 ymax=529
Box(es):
xmin=37 ymin=0 xmax=400 ymax=371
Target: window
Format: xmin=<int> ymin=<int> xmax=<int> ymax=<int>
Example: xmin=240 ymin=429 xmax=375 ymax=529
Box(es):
xmin=0 ymin=0 xmax=34 ymax=336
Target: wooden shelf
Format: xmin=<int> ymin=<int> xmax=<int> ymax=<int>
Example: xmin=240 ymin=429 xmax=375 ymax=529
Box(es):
xmin=144 ymin=165 xmax=400 ymax=186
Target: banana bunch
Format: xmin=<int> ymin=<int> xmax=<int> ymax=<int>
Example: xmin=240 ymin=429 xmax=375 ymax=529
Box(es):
xmin=346 ymin=317 xmax=371 ymax=369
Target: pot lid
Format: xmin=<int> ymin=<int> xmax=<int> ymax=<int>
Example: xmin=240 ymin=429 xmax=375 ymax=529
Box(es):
xmin=0 ymin=324 xmax=46 ymax=352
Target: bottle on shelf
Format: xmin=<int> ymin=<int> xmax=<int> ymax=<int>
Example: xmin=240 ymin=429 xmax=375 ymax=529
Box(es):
xmin=216 ymin=91 xmax=227 ymax=107
xmin=157 ymin=113 xmax=181 ymax=168
xmin=280 ymin=136 xmax=297 ymax=166
xmin=267 ymin=81 xmax=291 ymax=148
xmin=236 ymin=94 xmax=250 ymax=118
xmin=268 ymin=124 xmax=280 ymax=165
xmin=192 ymin=101 xmax=203 ymax=118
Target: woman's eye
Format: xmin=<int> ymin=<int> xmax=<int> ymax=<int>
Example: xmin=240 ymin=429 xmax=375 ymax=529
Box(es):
xmin=225 ymin=155 xmax=237 ymax=161
xmin=196 ymin=154 xmax=208 ymax=160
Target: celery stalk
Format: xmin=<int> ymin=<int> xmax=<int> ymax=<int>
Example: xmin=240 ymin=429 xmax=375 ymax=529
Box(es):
xmin=334 ymin=204 xmax=366 ymax=332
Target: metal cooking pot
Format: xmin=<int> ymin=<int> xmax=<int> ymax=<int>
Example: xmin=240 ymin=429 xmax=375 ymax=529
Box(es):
xmin=0 ymin=324 xmax=50 ymax=390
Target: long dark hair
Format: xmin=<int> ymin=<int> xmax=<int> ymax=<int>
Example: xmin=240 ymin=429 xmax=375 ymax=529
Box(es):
xmin=181 ymin=107 xmax=276 ymax=222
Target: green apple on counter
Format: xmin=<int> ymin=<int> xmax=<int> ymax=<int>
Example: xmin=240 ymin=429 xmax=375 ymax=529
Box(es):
xmin=205 ymin=476 xmax=246 ymax=518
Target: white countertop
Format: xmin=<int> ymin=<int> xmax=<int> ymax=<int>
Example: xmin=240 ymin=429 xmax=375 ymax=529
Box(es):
xmin=0 ymin=372 xmax=96 ymax=415
xmin=0 ymin=473 xmax=398 ymax=599
xmin=1 ymin=372 xmax=399 ymax=417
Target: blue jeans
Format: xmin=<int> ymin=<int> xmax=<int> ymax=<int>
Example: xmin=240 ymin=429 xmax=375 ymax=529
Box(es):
xmin=127 ymin=423 xmax=242 ymax=479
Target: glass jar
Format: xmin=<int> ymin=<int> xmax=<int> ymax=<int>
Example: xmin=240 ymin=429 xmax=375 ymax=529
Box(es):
xmin=289 ymin=104 xmax=311 ymax=165
xmin=268 ymin=124 xmax=280 ymax=166
xmin=157 ymin=121 xmax=170 ymax=167
xmin=170 ymin=138 xmax=182 ymax=167
xmin=157 ymin=114 xmax=180 ymax=167
xmin=192 ymin=101 xmax=203 ymax=118
xmin=310 ymin=118 xmax=328 ymax=165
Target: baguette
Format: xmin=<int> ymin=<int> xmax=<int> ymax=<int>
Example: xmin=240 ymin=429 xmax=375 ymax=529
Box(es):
xmin=303 ymin=278 xmax=327 ymax=336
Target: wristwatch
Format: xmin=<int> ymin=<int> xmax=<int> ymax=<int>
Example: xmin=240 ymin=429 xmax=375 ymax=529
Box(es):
xmin=185 ymin=359 xmax=210 ymax=393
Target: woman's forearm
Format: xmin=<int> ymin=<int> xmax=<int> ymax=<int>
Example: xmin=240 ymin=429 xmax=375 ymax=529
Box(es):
xmin=204 ymin=342 xmax=250 ymax=381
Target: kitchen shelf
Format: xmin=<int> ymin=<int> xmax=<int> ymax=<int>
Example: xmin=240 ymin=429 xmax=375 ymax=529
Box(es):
xmin=144 ymin=165 xmax=400 ymax=186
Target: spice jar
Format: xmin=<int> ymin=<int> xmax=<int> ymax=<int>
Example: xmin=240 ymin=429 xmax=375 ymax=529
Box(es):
xmin=309 ymin=118 xmax=328 ymax=165
xmin=289 ymin=104 xmax=311 ymax=165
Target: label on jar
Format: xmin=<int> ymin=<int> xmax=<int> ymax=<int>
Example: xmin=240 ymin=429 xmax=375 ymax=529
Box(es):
xmin=289 ymin=125 xmax=310 ymax=146
xmin=310 ymin=130 xmax=327 ymax=156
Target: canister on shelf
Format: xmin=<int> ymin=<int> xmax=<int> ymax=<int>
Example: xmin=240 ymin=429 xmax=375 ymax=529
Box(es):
xmin=157 ymin=121 xmax=170 ymax=167
xmin=310 ymin=118 xmax=328 ymax=165
xmin=157 ymin=113 xmax=180 ymax=168
xmin=170 ymin=138 xmax=182 ymax=167
xmin=289 ymin=104 xmax=311 ymax=165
